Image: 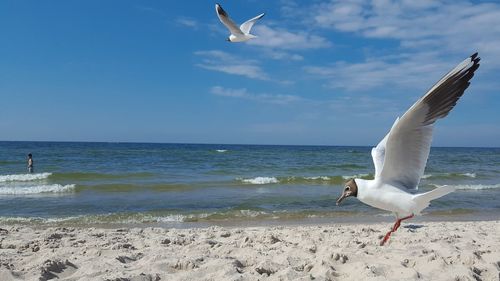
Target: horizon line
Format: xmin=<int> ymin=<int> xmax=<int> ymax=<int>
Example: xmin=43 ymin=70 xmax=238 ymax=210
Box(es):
xmin=1 ymin=140 xmax=499 ymax=149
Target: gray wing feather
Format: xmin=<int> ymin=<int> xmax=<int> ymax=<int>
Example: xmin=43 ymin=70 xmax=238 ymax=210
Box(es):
xmin=376 ymin=53 xmax=480 ymax=190
xmin=215 ymin=4 xmax=243 ymax=35
xmin=240 ymin=13 xmax=265 ymax=34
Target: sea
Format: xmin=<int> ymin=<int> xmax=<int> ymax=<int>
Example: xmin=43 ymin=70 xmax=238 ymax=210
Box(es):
xmin=0 ymin=141 xmax=499 ymax=227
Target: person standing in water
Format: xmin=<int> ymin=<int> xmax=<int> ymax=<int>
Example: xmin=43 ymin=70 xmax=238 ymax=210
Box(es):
xmin=27 ymin=153 xmax=34 ymax=173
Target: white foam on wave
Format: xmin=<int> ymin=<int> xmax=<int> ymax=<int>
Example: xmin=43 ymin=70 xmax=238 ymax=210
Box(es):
xmin=215 ymin=149 xmax=227 ymax=153
xmin=461 ymin=173 xmax=477 ymax=178
xmin=0 ymin=215 xmax=85 ymax=224
xmin=156 ymin=214 xmax=188 ymax=222
xmin=0 ymin=184 xmax=75 ymax=195
xmin=0 ymin=173 xmax=52 ymax=182
xmin=422 ymin=172 xmax=477 ymax=179
xmin=238 ymin=209 xmax=266 ymax=217
xmin=240 ymin=177 xmax=279 ymax=184
xmin=342 ymin=174 xmax=369 ymax=180
xmin=304 ymin=176 xmax=331 ymax=180
xmin=432 ymin=184 xmax=500 ymax=190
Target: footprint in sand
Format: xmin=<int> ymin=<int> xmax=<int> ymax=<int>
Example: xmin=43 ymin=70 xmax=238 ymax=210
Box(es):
xmin=116 ymin=253 xmax=144 ymax=264
xmin=39 ymin=259 xmax=77 ymax=281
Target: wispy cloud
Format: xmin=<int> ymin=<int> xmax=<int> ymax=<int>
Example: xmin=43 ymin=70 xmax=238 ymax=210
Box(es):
xmin=211 ymin=86 xmax=302 ymax=105
xmin=305 ymin=51 xmax=453 ymax=91
xmin=176 ymin=17 xmax=198 ymax=29
xmin=248 ymin=25 xmax=331 ymax=50
xmin=311 ymin=0 xmax=500 ymax=66
xmin=301 ymin=0 xmax=500 ymax=91
xmin=326 ymin=94 xmax=406 ymax=119
xmin=261 ymin=50 xmax=304 ymax=61
xmin=210 ymin=85 xmax=403 ymax=117
xmin=195 ymin=50 xmax=269 ymax=80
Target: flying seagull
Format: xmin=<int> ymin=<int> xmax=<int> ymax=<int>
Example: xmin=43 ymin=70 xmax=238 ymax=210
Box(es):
xmin=336 ymin=53 xmax=481 ymax=246
xmin=215 ymin=3 xmax=265 ymax=42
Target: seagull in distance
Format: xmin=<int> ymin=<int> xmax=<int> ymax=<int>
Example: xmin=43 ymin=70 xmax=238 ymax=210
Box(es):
xmin=336 ymin=53 xmax=481 ymax=246
xmin=215 ymin=3 xmax=265 ymax=42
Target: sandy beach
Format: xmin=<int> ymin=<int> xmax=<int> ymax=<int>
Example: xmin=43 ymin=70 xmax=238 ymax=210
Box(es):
xmin=0 ymin=220 xmax=498 ymax=281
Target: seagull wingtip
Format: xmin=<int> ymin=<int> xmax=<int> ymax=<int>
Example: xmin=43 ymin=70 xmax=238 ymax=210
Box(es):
xmin=471 ymin=52 xmax=481 ymax=65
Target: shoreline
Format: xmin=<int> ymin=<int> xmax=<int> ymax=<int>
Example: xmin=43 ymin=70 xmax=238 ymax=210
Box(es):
xmin=1 ymin=220 xmax=498 ymax=280
xmin=1 ymin=211 xmax=499 ymax=230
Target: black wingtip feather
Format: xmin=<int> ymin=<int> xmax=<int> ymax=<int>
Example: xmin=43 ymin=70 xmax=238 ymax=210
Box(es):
xmin=216 ymin=4 xmax=227 ymax=17
xmin=421 ymin=53 xmax=481 ymax=125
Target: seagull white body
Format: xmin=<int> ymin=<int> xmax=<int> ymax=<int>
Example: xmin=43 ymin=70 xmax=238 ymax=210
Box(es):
xmin=215 ymin=3 xmax=264 ymax=43
xmin=355 ymin=179 xmax=452 ymax=218
xmin=337 ymin=53 xmax=481 ymax=245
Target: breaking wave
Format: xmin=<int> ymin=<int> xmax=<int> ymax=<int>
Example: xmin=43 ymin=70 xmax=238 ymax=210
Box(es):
xmin=0 ymin=209 xmax=360 ymax=225
xmin=240 ymin=177 xmax=279 ymax=185
xmin=432 ymin=184 xmax=500 ymax=190
xmin=422 ymin=172 xmax=477 ymax=180
xmin=0 ymin=184 xmax=76 ymax=195
xmin=238 ymin=174 xmax=373 ymax=185
xmin=0 ymin=173 xmax=52 ymax=183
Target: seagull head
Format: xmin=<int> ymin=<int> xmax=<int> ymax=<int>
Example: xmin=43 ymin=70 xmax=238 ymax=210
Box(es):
xmin=336 ymin=178 xmax=358 ymax=205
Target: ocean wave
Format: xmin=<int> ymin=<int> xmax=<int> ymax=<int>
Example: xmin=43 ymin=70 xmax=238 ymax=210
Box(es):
xmin=0 ymin=173 xmax=52 ymax=182
xmin=422 ymin=172 xmax=477 ymax=180
xmin=215 ymin=149 xmax=228 ymax=153
xmin=432 ymin=184 xmax=500 ymax=190
xmin=331 ymin=163 xmax=366 ymax=169
xmin=238 ymin=174 xmax=374 ymax=185
xmin=0 ymin=184 xmax=75 ymax=195
xmin=240 ymin=177 xmax=279 ymax=184
xmin=342 ymin=174 xmax=371 ymax=180
xmin=304 ymin=176 xmax=331 ymax=181
xmin=49 ymin=172 xmax=154 ymax=181
xmin=75 ymin=183 xmax=192 ymax=192
xmin=0 ymin=209 xmax=361 ymax=225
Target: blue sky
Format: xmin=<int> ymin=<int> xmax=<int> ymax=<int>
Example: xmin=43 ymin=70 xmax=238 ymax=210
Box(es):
xmin=1 ymin=0 xmax=499 ymax=146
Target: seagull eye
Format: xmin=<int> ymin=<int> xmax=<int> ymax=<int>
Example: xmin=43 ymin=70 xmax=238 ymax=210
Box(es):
xmin=344 ymin=186 xmax=350 ymax=191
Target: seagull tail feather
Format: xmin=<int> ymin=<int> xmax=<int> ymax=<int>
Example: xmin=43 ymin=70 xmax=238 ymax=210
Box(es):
xmin=414 ymin=185 xmax=455 ymax=203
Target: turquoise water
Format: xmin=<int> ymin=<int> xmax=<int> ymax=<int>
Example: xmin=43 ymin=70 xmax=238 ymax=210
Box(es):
xmin=0 ymin=141 xmax=499 ymax=226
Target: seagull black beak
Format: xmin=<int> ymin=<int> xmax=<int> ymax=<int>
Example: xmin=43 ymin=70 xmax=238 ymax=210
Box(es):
xmin=336 ymin=191 xmax=350 ymax=205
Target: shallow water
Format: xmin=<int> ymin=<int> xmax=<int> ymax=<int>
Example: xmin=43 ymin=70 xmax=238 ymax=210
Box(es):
xmin=0 ymin=141 xmax=499 ymax=226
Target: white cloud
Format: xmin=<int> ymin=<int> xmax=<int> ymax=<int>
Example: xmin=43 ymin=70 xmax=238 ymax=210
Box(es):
xmin=211 ymin=86 xmax=302 ymax=105
xmin=176 ymin=17 xmax=198 ymax=29
xmin=304 ymin=51 xmax=453 ymax=91
xmin=248 ymin=25 xmax=331 ymax=50
xmin=262 ymin=50 xmax=304 ymax=61
xmin=326 ymin=94 xmax=406 ymax=119
xmin=301 ymin=0 xmax=500 ymax=91
xmin=312 ymin=0 xmax=500 ymax=66
xmin=195 ymin=50 xmax=269 ymax=80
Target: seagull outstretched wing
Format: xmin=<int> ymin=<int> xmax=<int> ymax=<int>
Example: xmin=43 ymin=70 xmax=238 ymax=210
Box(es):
xmin=215 ymin=4 xmax=243 ymax=35
xmin=372 ymin=53 xmax=480 ymax=190
xmin=240 ymin=13 xmax=265 ymax=34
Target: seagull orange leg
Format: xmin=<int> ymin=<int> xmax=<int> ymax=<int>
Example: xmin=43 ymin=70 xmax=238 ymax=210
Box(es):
xmin=380 ymin=214 xmax=414 ymax=246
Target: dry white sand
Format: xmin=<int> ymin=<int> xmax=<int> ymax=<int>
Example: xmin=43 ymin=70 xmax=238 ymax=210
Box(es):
xmin=0 ymin=221 xmax=499 ymax=281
